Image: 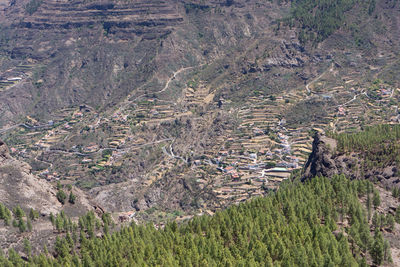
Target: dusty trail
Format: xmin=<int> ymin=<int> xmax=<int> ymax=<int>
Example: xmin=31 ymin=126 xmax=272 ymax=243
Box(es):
xmin=159 ymin=66 xmax=198 ymax=93
xmin=114 ymin=64 xmax=204 ymax=117
xmin=332 ymin=89 xmax=369 ymax=132
xmin=162 ymin=140 xmax=187 ymax=163
xmin=34 ymin=153 xmax=54 ymax=170
xmin=305 ymin=63 xmax=334 ymax=94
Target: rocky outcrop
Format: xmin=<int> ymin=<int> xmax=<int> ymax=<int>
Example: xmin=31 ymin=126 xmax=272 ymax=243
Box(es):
xmin=302 ymin=133 xmax=338 ymax=180
xmin=263 ymin=41 xmax=308 ymax=69
xmin=302 ymin=134 xmax=400 ymax=188
xmin=0 ymin=139 xmax=10 ymax=161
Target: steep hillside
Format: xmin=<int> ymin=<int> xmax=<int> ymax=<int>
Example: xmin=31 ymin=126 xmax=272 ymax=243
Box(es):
xmin=0 ymin=0 xmax=398 ymax=221
xmin=0 ymin=0 xmax=284 ymax=125
xmin=1 ymin=0 xmax=400 ymax=259
xmin=0 ymin=0 xmax=398 ymax=126
xmin=0 ymin=0 xmax=185 ymax=125
xmin=0 ymin=139 xmax=61 ymax=215
xmin=303 ymin=125 xmax=400 ymax=189
xmin=0 ymin=139 xmax=95 ymax=255
xmin=1 ymin=176 xmax=397 ymax=266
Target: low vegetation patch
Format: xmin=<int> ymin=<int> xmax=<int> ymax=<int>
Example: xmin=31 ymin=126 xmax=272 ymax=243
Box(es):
xmin=25 ymin=0 xmax=43 ymax=15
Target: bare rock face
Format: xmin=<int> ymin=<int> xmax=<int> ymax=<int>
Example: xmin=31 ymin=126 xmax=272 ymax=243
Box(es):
xmin=302 ymin=133 xmax=338 ymax=180
xmin=0 ymin=139 xmax=10 ymax=161
xmin=0 ymin=139 xmax=62 ymax=215
xmin=302 ymin=134 xmax=400 ymax=189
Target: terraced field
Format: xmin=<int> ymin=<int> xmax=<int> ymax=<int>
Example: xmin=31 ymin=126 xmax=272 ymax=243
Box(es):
xmin=2 ymin=52 xmax=399 ymax=213
xmin=0 ymin=63 xmax=35 ymax=91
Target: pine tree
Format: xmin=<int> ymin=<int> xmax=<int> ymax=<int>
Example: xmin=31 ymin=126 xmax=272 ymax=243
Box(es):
xmin=395 ymin=205 xmax=400 ymax=223
xmin=23 ymin=238 xmax=32 ymax=259
xmin=370 ymin=231 xmax=384 ymax=266
xmin=359 ymin=257 xmax=368 ymax=267
xmin=29 ymin=208 xmax=39 ymax=221
xmin=373 ymin=190 xmax=381 ymax=210
xmin=372 ymin=212 xmax=380 ymax=230
xmin=366 ymin=192 xmax=372 ymax=221
xmin=50 ymin=213 xmax=55 ymax=225
xmin=69 ymin=192 xmax=76 ymax=204
xmin=27 ymin=218 xmax=32 ymax=232
xmin=0 ymin=176 xmax=390 ymax=266
xmin=0 ymin=203 xmax=5 ymax=219
xmin=383 ymin=240 xmax=392 ymax=263
xmin=386 ymin=214 xmax=395 ymax=232
xmin=13 ymin=206 xmax=25 ymax=219
xmin=8 ymin=248 xmax=23 ymax=265
xmin=18 ymin=219 xmax=26 ymax=233
xmin=55 ymin=215 xmax=63 ymax=233
xmin=56 ymin=189 xmax=67 ymax=205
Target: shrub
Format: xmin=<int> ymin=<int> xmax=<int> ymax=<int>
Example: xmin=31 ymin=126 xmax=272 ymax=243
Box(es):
xmin=56 ymin=190 xmax=67 ymax=205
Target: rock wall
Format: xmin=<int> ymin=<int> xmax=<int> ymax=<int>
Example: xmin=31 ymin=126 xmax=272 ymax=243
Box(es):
xmin=302 ymin=133 xmax=400 ymax=189
xmin=302 ymin=133 xmax=338 ymax=179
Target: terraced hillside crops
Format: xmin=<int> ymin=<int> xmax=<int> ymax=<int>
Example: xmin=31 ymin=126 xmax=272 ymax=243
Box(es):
xmin=0 ymin=0 xmax=399 ymax=226
xmin=2 ymin=46 xmax=399 ymax=222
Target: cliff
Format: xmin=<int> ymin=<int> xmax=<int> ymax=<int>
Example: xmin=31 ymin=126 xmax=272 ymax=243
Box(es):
xmin=302 ymin=133 xmax=400 ymax=189
xmin=302 ymin=133 xmax=338 ymax=179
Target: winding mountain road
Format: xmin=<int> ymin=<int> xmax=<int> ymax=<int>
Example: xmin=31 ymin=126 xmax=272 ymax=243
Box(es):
xmin=159 ymin=66 xmax=199 ymax=94
xmin=305 ymin=63 xmax=334 ymax=94
xmin=113 ymin=64 xmax=203 ymax=117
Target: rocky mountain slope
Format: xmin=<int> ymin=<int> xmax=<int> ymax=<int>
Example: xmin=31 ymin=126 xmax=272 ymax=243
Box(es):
xmin=0 ymin=139 xmax=61 ymax=215
xmin=0 ymin=0 xmax=397 ymax=126
xmin=0 ymin=139 xmax=96 ymax=254
xmin=0 ymin=0 xmax=398 ymax=209
xmin=1 ymin=0 xmax=400 ymax=255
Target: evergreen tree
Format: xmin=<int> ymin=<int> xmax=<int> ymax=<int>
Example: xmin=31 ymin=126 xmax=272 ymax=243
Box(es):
xmin=18 ymin=219 xmax=26 ymax=233
xmin=395 ymin=205 xmax=400 ymax=223
xmin=13 ymin=206 xmax=25 ymax=220
xmin=372 ymin=212 xmax=380 ymax=230
xmin=50 ymin=213 xmax=55 ymax=225
xmin=373 ymin=190 xmax=381 ymax=210
xmin=383 ymin=240 xmax=392 ymax=263
xmin=370 ymin=231 xmax=384 ymax=265
xmin=1 ymin=176 xmax=393 ymax=266
xmin=57 ymin=189 xmax=67 ymax=205
xmin=366 ymin=192 xmax=372 ymax=221
xmin=386 ymin=214 xmax=395 ymax=232
xmin=27 ymin=218 xmax=32 ymax=232
xmin=69 ymin=192 xmax=76 ymax=204
xmin=23 ymin=238 xmax=32 ymax=259
xmin=29 ymin=208 xmax=39 ymax=221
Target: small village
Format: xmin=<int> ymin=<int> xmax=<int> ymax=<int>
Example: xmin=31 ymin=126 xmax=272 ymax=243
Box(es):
xmin=1 ymin=59 xmax=400 ymax=223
